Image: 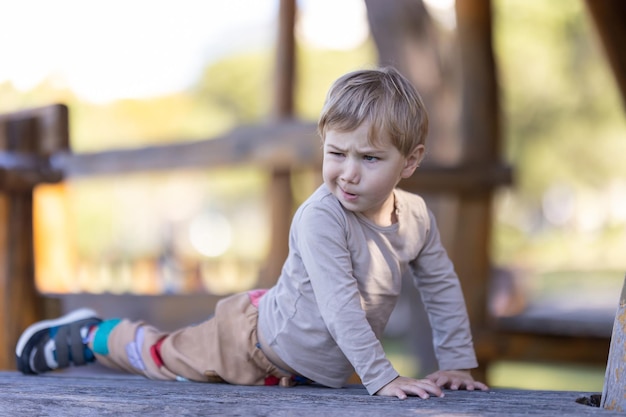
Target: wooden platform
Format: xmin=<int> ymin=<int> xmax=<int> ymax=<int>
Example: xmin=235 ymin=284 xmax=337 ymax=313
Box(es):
xmin=0 ymin=371 xmax=617 ymax=416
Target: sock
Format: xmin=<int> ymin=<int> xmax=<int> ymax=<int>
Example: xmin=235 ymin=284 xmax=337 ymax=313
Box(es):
xmin=90 ymin=319 xmax=122 ymax=356
xmin=150 ymin=337 xmax=166 ymax=368
xmin=126 ymin=326 xmax=147 ymax=370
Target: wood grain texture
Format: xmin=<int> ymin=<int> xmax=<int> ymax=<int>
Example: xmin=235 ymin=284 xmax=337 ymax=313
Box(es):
xmin=601 ymin=277 xmax=626 ymax=411
xmin=0 ymin=372 xmax=619 ymax=417
xmin=0 ymin=105 xmax=68 ymax=370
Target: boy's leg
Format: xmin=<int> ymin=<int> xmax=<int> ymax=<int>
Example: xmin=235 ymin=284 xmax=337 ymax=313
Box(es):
xmin=156 ymin=291 xmax=290 ymax=385
xmin=90 ymin=319 xmax=178 ymax=380
xmin=15 ymin=308 xmax=176 ymax=380
xmin=89 ymin=293 xmax=274 ymax=383
xmin=17 ymin=293 xmax=292 ymax=385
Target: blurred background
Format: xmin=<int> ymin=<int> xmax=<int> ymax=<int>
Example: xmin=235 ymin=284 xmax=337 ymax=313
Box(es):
xmin=1 ymin=0 xmax=625 ymax=391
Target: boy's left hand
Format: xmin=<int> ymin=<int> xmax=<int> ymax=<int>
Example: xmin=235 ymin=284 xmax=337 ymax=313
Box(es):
xmin=425 ymin=370 xmax=489 ymax=391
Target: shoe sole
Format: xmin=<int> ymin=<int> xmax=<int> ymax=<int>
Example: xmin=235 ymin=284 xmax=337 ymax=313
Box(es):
xmin=15 ymin=308 xmax=100 ymax=374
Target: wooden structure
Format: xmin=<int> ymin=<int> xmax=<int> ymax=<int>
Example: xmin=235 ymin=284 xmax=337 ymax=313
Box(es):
xmin=0 ymin=371 xmax=621 ymax=416
xmin=1 ymin=0 xmax=626 ymax=389
xmin=470 ymin=0 xmax=626 ymax=382
xmin=0 ymin=105 xmax=68 ymax=371
xmin=601 ymin=277 xmax=626 ymax=411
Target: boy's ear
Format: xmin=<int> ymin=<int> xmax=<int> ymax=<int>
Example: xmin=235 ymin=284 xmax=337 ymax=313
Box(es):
xmin=401 ymin=144 xmax=426 ymax=178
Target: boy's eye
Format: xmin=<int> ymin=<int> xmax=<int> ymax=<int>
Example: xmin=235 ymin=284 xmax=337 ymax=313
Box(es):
xmin=329 ymin=151 xmax=344 ymax=157
xmin=364 ymin=155 xmax=379 ymax=162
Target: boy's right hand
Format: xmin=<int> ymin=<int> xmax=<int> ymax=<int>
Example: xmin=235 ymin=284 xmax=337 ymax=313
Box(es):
xmin=375 ymin=376 xmax=444 ymax=400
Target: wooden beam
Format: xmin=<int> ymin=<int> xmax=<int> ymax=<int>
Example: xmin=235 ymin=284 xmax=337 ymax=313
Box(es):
xmin=56 ymin=121 xmax=320 ymax=177
xmin=400 ymin=163 xmax=511 ymax=194
xmin=474 ymin=330 xmax=609 ymax=365
xmin=0 ymin=143 xmax=511 ymax=194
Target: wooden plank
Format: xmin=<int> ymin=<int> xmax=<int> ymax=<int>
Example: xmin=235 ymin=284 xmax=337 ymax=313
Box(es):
xmin=0 ymin=372 xmax=619 ymax=416
xmin=400 ymin=163 xmax=511 ymax=194
xmin=601 ymin=276 xmax=626 ymax=411
xmin=475 ymin=331 xmax=610 ymax=365
xmin=0 ymin=142 xmax=511 ymax=194
xmin=56 ymin=121 xmax=321 ymax=176
xmin=494 ymin=309 xmax=614 ymax=339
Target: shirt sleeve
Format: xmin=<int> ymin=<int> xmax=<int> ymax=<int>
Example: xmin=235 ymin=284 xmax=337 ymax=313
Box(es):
xmin=296 ymin=203 xmax=399 ymax=394
xmin=412 ymin=210 xmax=479 ymax=371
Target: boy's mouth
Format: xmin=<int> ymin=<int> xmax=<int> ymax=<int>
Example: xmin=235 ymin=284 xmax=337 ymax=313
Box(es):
xmin=340 ymin=187 xmax=358 ymax=201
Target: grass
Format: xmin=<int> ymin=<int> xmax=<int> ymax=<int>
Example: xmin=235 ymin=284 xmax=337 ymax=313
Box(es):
xmin=386 ymin=346 xmax=606 ymax=392
xmin=528 ymin=269 xmax=624 ymax=301
xmin=488 ymin=361 xmax=605 ymax=392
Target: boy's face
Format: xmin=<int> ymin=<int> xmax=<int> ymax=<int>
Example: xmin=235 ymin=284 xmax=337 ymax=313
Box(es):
xmin=322 ymin=122 xmax=424 ymax=226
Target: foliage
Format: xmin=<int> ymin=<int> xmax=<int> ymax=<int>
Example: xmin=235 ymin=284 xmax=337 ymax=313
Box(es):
xmin=195 ymin=52 xmax=273 ymax=124
xmin=4 ymin=0 xmax=626 ymax=280
xmin=294 ymin=41 xmax=378 ymax=120
xmin=492 ymin=0 xmax=626 ymax=270
xmin=495 ymin=0 xmax=625 ymax=190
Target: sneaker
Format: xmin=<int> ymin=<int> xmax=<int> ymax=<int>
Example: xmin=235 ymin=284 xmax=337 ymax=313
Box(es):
xmin=15 ymin=308 xmax=102 ymax=375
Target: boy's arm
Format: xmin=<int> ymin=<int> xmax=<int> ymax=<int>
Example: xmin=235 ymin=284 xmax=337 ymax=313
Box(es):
xmin=413 ymin=210 xmax=479 ymax=371
xmin=297 ymin=205 xmax=398 ymax=394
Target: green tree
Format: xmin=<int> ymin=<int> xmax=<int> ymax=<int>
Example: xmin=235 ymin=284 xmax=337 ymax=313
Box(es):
xmin=493 ymin=0 xmax=626 ymax=268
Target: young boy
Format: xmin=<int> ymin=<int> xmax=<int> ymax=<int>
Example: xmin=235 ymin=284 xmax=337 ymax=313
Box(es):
xmin=16 ymin=67 xmax=488 ymax=400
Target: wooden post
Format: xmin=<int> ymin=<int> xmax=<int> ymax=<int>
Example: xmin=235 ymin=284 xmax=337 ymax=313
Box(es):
xmin=262 ymin=0 xmax=298 ymax=287
xmin=273 ymin=0 xmax=296 ymax=121
xmin=601 ymin=276 xmax=626 ymax=411
xmin=453 ymin=0 xmax=501 ymax=382
xmin=0 ymin=104 xmax=68 ymax=370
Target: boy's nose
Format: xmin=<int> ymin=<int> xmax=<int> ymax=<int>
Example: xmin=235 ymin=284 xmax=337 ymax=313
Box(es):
xmin=341 ymin=159 xmax=360 ymax=183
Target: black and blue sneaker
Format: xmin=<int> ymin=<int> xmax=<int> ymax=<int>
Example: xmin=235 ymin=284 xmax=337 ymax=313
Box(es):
xmin=15 ymin=308 xmax=102 ymax=374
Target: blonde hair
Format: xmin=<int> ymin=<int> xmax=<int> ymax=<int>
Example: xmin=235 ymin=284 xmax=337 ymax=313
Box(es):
xmin=317 ymin=67 xmax=429 ymax=157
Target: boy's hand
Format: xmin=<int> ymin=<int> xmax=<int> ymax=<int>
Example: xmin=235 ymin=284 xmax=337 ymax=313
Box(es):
xmin=425 ymin=369 xmax=489 ymax=391
xmin=375 ymin=376 xmax=444 ymax=400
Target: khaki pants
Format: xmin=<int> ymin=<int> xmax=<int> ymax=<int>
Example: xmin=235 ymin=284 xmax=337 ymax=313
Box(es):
xmin=94 ymin=292 xmax=292 ymax=385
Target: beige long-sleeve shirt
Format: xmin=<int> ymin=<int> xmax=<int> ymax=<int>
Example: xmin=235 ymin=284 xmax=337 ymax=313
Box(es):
xmin=257 ymin=185 xmax=478 ymax=395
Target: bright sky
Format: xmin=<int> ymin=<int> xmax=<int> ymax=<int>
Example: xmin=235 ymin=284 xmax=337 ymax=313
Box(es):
xmin=0 ymin=0 xmax=371 ymax=103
